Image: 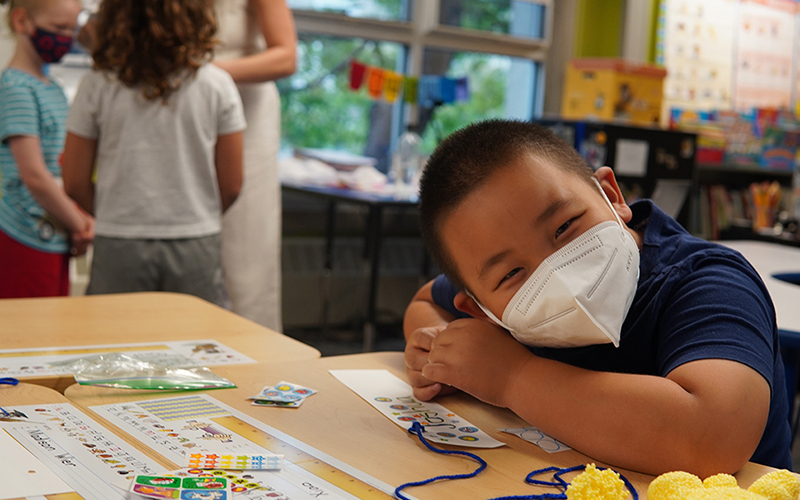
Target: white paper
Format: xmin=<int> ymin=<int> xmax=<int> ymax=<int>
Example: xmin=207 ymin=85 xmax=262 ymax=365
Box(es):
xmin=2 ymin=403 xmax=166 ymax=500
xmin=0 ymin=429 xmax=73 ymax=500
xmin=0 ymin=339 xmax=256 ymax=378
xmin=91 ymin=394 xmax=376 ymax=500
xmin=329 ymin=369 xmax=505 ymax=449
xmin=651 ymin=179 xmax=692 ymax=218
xmin=500 ymin=427 xmax=571 ymax=454
xmin=613 ymin=139 xmax=649 ymax=177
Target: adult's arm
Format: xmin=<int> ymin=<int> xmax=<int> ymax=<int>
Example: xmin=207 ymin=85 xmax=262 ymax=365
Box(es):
xmin=213 ymin=0 xmax=297 ymax=83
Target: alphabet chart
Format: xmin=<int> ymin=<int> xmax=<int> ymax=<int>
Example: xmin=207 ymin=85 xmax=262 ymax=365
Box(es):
xmin=90 ymin=394 xmax=398 ymax=500
xmin=0 ymin=339 xmax=256 ymax=378
xmin=0 ymin=403 xmax=167 ymax=500
xmin=329 ymin=369 xmax=505 ymax=448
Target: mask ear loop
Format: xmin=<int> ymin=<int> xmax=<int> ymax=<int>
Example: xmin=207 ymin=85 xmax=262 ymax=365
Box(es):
xmin=592 ymin=177 xmax=625 ymax=229
xmin=465 ymin=290 xmax=511 ymax=331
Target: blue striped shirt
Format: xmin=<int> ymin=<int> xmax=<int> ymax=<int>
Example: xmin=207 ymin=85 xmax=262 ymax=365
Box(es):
xmin=0 ymin=68 xmax=69 ymax=253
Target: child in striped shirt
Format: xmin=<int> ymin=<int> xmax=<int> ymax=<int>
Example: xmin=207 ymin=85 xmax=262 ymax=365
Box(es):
xmin=0 ymin=0 xmax=94 ymax=297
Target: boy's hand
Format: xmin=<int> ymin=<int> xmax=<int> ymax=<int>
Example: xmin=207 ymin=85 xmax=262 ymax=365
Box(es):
xmin=405 ymin=325 xmax=458 ymax=401
xmin=422 ymin=318 xmax=534 ymax=408
xmin=70 ymin=213 xmax=95 ymax=257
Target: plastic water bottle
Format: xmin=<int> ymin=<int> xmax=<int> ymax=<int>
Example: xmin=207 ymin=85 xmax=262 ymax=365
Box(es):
xmin=390 ymin=126 xmax=423 ymax=199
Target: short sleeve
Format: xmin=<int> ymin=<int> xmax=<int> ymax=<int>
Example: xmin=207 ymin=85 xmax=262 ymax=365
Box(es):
xmin=216 ymin=71 xmax=246 ymax=136
xmin=65 ymin=72 xmax=100 ymax=139
xmin=0 ymin=83 xmax=39 ymax=142
xmin=657 ymin=252 xmax=777 ymax=390
xmin=431 ymin=274 xmax=473 ymax=320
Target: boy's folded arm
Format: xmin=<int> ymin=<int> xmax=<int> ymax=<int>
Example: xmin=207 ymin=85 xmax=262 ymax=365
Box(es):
xmin=502 ymin=354 xmax=769 ymax=478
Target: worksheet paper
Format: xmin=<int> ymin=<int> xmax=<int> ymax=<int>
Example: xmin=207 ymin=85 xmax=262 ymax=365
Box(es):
xmin=0 ymin=428 xmax=74 ymax=499
xmin=0 ymin=339 xmax=256 ymax=378
xmin=329 ymin=369 xmax=505 ymax=449
xmin=0 ymin=403 xmax=167 ymax=500
xmin=91 ymin=394 xmax=401 ymax=500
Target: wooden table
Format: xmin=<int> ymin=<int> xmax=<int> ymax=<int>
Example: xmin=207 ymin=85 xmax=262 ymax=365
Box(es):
xmin=0 ymin=292 xmax=320 ymax=391
xmin=64 ymin=352 xmax=778 ymax=499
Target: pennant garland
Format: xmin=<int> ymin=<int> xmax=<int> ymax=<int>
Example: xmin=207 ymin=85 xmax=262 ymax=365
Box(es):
xmin=348 ymin=60 xmax=469 ymax=107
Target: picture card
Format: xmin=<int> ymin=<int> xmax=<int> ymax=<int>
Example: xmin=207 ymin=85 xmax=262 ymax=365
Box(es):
xmin=329 ymin=369 xmax=505 ymax=448
xmin=249 ymin=381 xmax=317 ymax=403
xmin=130 ymin=474 xmax=232 ymax=500
xmin=500 ymin=427 xmax=571 ymax=453
xmin=183 ymin=453 xmax=283 ymax=470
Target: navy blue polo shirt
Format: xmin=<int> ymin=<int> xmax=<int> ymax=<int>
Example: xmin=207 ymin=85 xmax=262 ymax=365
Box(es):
xmin=431 ymin=200 xmax=792 ymax=470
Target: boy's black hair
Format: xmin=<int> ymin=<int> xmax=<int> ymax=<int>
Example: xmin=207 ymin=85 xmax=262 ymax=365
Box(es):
xmin=419 ymin=119 xmax=595 ymax=290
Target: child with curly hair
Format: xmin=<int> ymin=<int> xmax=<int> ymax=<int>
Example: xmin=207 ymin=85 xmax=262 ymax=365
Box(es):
xmin=61 ymin=0 xmax=245 ymax=305
xmin=0 ymin=0 xmax=94 ymax=298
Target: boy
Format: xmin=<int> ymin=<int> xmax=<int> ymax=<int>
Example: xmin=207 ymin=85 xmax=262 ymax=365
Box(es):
xmin=404 ymin=120 xmax=791 ymax=477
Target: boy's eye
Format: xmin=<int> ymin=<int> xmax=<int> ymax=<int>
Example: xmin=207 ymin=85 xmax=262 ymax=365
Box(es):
xmin=555 ymin=217 xmax=577 ymax=239
xmin=499 ymin=267 xmax=522 ymax=285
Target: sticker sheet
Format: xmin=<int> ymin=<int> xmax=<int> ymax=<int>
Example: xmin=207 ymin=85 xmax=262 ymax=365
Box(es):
xmin=0 ymin=339 xmax=256 ymax=378
xmin=249 ymin=381 xmax=317 ymax=407
xmin=329 ymin=369 xmax=505 ymax=449
xmin=0 ymin=403 xmax=167 ymax=500
xmin=184 ymin=453 xmax=283 ymax=470
xmin=90 ymin=394 xmax=398 ymax=500
xmin=131 ymin=474 xmax=233 ymax=500
xmin=500 ymin=427 xmax=571 ymax=453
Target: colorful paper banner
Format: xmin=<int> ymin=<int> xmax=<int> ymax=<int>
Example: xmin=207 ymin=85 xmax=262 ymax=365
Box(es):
xmin=347 ymin=60 xmax=469 ymax=107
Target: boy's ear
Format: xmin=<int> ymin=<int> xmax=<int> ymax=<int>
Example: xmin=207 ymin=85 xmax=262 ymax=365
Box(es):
xmin=594 ymin=166 xmax=633 ymax=224
xmin=453 ymin=291 xmax=489 ymax=319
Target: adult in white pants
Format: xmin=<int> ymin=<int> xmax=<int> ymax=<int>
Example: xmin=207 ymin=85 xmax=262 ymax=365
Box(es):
xmin=213 ymin=0 xmax=296 ymax=331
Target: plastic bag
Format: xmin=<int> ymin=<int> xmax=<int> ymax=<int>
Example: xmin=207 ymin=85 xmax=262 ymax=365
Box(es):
xmin=51 ymin=352 xmax=236 ymax=390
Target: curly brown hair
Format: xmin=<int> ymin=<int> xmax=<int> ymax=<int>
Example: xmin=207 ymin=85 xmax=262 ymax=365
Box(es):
xmin=92 ymin=0 xmax=217 ymax=101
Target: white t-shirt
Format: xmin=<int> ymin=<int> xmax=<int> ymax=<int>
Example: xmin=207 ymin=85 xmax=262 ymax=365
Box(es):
xmin=66 ymin=64 xmax=246 ymax=239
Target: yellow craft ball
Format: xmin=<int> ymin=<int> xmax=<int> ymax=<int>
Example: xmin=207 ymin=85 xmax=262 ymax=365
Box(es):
xmin=565 ymin=463 xmax=628 ymax=500
xmin=685 ymin=487 xmax=766 ymax=500
xmin=648 ymin=471 xmax=704 ymax=500
xmin=704 ymin=474 xmax=739 ymax=489
xmin=747 ymin=469 xmax=800 ymax=500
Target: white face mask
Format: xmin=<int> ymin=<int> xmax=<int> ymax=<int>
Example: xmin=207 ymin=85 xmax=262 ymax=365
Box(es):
xmin=468 ymin=179 xmax=640 ymax=348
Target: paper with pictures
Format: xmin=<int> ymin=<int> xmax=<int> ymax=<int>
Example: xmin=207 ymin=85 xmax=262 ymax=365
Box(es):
xmin=329 ymin=369 xmax=505 ymax=449
xmin=0 ymin=339 xmax=256 ymax=378
xmin=500 ymin=427 xmax=571 ymax=454
xmin=0 ymin=403 xmax=167 ymax=500
xmin=613 ymin=139 xmax=649 ymax=177
xmin=91 ymin=394 xmax=399 ymax=500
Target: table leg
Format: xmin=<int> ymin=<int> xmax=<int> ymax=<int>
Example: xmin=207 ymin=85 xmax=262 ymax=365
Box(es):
xmin=362 ymin=205 xmax=384 ymax=352
xmin=321 ymin=201 xmax=337 ymax=336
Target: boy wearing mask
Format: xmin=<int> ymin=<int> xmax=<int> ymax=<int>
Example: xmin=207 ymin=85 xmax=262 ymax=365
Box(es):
xmin=404 ymin=120 xmax=791 ymax=477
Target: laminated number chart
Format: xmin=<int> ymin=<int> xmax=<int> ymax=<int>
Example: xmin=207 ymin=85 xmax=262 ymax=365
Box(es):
xmin=91 ymin=394 xmax=400 ymax=500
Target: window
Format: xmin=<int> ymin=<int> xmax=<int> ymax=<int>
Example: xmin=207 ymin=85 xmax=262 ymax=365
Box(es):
xmin=284 ymin=0 xmax=551 ymax=166
xmin=287 ymin=0 xmax=410 ymax=21
xmin=439 ymin=0 xmax=547 ymax=40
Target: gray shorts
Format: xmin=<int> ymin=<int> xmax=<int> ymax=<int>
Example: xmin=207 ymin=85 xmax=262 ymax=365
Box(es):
xmin=86 ymin=234 xmax=224 ymax=306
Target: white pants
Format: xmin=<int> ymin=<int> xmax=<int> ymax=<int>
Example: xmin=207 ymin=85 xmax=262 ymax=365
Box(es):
xmin=222 ymin=81 xmax=282 ymax=331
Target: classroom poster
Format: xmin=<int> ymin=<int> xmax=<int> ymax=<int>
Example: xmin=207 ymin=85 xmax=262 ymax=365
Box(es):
xmin=660 ymin=0 xmax=737 ymax=112
xmin=91 ymin=394 xmax=398 ymax=500
xmin=0 ymin=339 xmax=256 ymax=378
xmin=734 ymin=0 xmax=796 ymax=110
xmin=0 ymin=403 xmax=167 ymax=500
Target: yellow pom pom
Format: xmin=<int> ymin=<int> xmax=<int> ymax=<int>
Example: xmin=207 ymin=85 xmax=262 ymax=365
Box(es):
xmin=704 ymin=474 xmax=739 ymax=489
xmin=565 ymin=463 xmax=628 ymax=500
xmin=648 ymin=471 xmax=704 ymax=500
xmin=685 ymin=487 xmax=766 ymax=500
xmin=747 ymin=469 xmax=800 ymax=500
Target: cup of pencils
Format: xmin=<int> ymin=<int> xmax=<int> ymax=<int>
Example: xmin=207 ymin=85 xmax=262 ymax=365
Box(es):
xmin=751 ymin=181 xmax=782 ymax=231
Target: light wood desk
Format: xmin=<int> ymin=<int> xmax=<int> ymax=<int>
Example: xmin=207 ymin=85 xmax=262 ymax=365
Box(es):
xmin=64 ymin=352 xmax=778 ymax=499
xmin=0 ymin=382 xmax=71 ymax=406
xmin=0 ymin=292 xmax=320 ymax=391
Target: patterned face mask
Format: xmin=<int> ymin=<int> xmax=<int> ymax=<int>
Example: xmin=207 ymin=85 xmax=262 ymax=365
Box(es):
xmin=30 ymin=27 xmax=73 ymax=63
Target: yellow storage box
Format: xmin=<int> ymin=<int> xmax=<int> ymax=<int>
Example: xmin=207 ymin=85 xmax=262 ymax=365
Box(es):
xmin=561 ymin=58 xmax=667 ymax=125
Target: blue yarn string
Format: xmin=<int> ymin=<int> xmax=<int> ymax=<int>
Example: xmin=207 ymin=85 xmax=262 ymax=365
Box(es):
xmin=395 ymin=421 xmax=638 ymax=500
xmin=0 ymin=378 xmax=20 ymax=416
xmin=395 ymin=421 xmax=488 ymax=500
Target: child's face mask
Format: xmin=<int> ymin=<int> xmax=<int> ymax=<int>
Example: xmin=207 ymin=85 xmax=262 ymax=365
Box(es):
xmin=30 ymin=26 xmax=73 ymax=63
xmin=468 ymin=179 xmax=640 ymax=348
